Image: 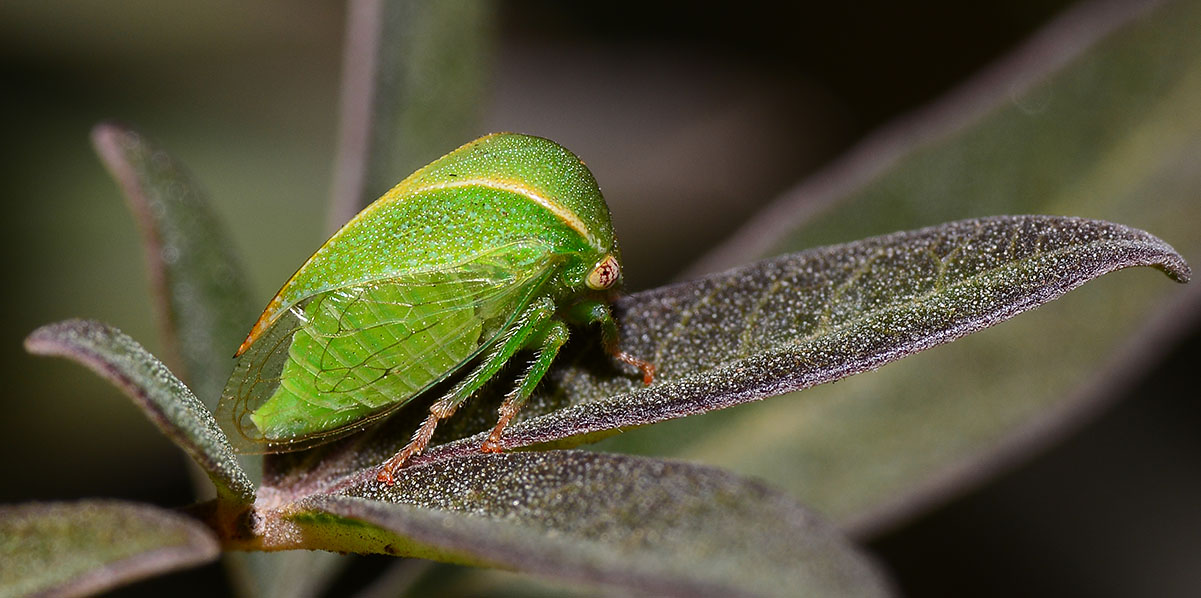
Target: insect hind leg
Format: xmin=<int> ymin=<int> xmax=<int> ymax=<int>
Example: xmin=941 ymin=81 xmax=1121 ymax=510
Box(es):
xmin=376 ymin=296 xmax=556 ymax=484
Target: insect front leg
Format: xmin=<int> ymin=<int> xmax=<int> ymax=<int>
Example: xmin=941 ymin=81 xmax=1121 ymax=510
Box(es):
xmin=567 ymin=299 xmax=655 ymax=385
xmin=376 ymin=296 xmax=557 ymax=484
xmin=481 ymin=319 xmax=569 ymax=453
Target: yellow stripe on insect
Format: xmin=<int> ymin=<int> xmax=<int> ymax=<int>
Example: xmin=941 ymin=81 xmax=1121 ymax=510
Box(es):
xmin=414 ymin=178 xmax=595 ymax=244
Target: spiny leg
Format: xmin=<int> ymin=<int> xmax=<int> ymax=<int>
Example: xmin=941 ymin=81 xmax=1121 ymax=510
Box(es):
xmin=481 ymin=319 xmax=569 ymax=453
xmin=376 ymin=296 xmax=556 ymax=484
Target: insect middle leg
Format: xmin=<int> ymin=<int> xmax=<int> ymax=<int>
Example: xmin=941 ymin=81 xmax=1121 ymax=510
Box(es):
xmin=376 ymin=296 xmax=556 ymax=484
xmin=481 ymin=319 xmax=568 ymax=453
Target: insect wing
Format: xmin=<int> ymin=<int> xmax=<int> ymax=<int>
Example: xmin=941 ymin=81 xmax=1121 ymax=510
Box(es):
xmin=216 ymin=244 xmax=557 ymax=453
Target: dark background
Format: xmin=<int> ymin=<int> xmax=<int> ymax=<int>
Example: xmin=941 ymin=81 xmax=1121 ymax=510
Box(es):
xmin=3 ymin=1 xmax=1197 ymax=596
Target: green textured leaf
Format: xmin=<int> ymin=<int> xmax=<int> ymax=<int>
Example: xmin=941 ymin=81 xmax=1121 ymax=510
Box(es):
xmin=285 ymin=452 xmax=890 ymax=598
xmin=92 ymin=122 xmax=258 ymax=408
xmin=328 ymin=0 xmax=494 ymax=227
xmin=24 ymin=320 xmax=254 ymax=505
xmin=0 ymin=501 xmax=218 ymax=598
xmin=630 ymin=0 xmax=1201 ymax=531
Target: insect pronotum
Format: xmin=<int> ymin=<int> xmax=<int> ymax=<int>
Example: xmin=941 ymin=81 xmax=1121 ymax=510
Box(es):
xmin=214 ymin=133 xmax=654 ymax=484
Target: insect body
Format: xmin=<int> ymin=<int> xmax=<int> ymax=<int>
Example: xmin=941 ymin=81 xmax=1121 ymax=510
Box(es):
xmin=215 ymin=133 xmax=653 ymax=484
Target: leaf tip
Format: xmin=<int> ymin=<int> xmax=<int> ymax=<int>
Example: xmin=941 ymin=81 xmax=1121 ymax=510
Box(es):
xmin=24 ymin=319 xmax=94 ymax=358
xmin=23 ymin=324 xmax=52 ymax=356
xmin=1113 ymin=225 xmax=1191 ymax=284
xmin=1163 ymin=254 xmax=1191 ymax=284
xmin=1145 ymin=237 xmax=1191 ymax=284
xmin=90 ymin=122 xmax=149 ymax=205
xmin=90 ymin=121 xmax=133 ymax=160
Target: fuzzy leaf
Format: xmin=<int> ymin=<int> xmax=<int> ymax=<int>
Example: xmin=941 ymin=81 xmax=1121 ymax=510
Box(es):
xmin=283 ymin=452 xmax=890 ymax=598
xmin=92 ymin=122 xmax=258 ymax=408
xmin=24 ymin=320 xmax=254 ymax=505
xmin=647 ymin=0 xmax=1201 ymax=532
xmin=261 ymin=216 xmax=1185 ymax=494
xmin=0 ymin=501 xmax=218 ymax=598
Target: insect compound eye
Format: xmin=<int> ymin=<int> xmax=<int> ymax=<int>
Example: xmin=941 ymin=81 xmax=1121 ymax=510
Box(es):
xmin=586 ymin=254 xmax=621 ymax=290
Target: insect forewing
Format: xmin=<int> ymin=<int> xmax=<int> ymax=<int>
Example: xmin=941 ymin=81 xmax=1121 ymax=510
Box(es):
xmin=216 ymin=242 xmax=558 ymax=453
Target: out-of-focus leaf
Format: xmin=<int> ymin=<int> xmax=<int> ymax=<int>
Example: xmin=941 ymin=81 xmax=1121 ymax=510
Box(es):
xmin=92 ymin=123 xmax=258 ymax=408
xmin=641 ymin=0 xmax=1201 ymax=532
xmin=24 ymin=320 xmax=254 ymax=505
xmin=261 ymin=216 xmax=1185 ymax=495
xmin=347 ymin=560 xmax=435 ymax=598
xmin=0 ymin=500 xmax=218 ymax=598
xmin=224 ymin=551 xmax=346 ymax=598
xmin=284 ymin=452 xmax=890 ymax=598
xmin=328 ymin=0 xmax=494 ymax=228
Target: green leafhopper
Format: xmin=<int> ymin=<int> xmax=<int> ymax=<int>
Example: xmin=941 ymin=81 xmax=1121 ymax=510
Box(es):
xmin=215 ymin=133 xmax=653 ymax=484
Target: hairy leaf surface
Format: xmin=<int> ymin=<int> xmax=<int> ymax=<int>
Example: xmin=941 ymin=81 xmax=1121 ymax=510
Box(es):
xmin=286 ymin=452 xmax=891 ymax=598
xmin=0 ymin=501 xmax=217 ymax=598
xmin=260 ymin=216 xmax=1186 ymax=493
xmin=24 ymin=320 xmax=255 ymax=505
xmin=612 ymin=0 xmax=1201 ymax=531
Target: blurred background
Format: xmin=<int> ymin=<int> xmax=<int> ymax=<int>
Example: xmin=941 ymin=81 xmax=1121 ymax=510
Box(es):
xmin=2 ymin=1 xmax=1198 ymax=596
